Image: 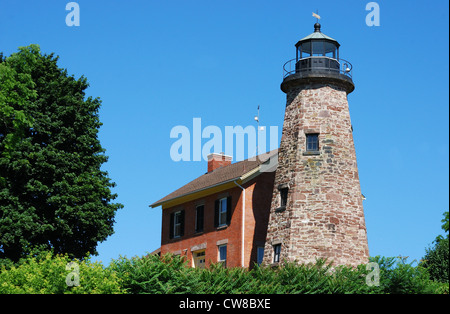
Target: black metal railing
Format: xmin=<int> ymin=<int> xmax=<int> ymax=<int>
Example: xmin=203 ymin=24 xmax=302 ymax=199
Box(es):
xmin=283 ymin=56 xmax=353 ymax=79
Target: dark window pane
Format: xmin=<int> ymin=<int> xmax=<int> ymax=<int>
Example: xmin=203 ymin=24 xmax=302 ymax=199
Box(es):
xmin=218 ymin=245 xmax=227 ymax=267
xmin=174 ymin=211 xmax=181 ymax=237
xmin=280 ymin=188 xmax=288 ymax=207
xmin=306 ymin=134 xmax=319 ymax=151
xmin=273 ymin=244 xmax=281 ymax=263
xmin=257 ymin=247 xmax=264 ymax=265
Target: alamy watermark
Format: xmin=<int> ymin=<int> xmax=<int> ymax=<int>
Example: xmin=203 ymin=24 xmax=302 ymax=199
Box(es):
xmin=65 ymin=261 xmax=80 ymax=287
xmin=365 ymin=2 xmax=380 ymax=27
xmin=64 ymin=3 xmax=380 ymax=28
xmin=365 ymin=262 xmax=380 ymax=287
xmin=65 ymin=2 xmax=80 ymax=27
xmin=169 ymin=118 xmax=278 ymax=166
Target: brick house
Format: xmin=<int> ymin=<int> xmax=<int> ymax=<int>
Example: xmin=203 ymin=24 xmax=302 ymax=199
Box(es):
xmin=150 ymin=151 xmax=277 ymax=268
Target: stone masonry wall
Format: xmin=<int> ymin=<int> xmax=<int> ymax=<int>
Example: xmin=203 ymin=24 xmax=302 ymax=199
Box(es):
xmin=263 ymin=82 xmax=369 ymax=267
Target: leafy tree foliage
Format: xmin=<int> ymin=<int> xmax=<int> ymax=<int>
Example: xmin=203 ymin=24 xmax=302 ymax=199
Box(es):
xmin=0 ymin=45 xmax=122 ymax=262
xmin=422 ymin=211 xmax=449 ymax=283
xmin=0 ymin=50 xmax=35 ymax=154
xmin=372 ymin=255 xmax=446 ymax=294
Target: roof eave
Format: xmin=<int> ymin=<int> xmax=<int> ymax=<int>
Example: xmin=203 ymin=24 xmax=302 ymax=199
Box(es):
xmin=149 ymin=165 xmax=267 ymax=209
xmin=149 ymin=176 xmax=242 ymax=209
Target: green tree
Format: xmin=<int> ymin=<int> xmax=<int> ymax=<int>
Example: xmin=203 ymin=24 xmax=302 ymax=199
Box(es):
xmin=422 ymin=211 xmax=449 ymax=283
xmin=0 ymin=45 xmax=123 ymax=262
xmin=0 ymin=51 xmax=35 ymax=154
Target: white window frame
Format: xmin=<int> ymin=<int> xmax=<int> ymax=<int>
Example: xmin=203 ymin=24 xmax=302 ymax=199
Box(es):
xmin=218 ymin=244 xmax=227 ymax=265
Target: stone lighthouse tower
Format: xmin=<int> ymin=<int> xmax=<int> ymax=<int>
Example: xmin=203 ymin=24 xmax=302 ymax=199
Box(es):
xmin=263 ymin=22 xmax=369 ymax=266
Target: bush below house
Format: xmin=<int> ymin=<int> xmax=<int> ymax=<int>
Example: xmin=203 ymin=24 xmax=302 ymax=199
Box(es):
xmin=0 ymin=251 xmax=123 ymax=294
xmin=0 ymin=252 xmax=448 ymax=294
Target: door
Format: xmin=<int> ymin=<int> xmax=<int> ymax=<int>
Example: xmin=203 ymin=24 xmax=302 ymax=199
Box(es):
xmin=193 ymin=250 xmax=206 ymax=269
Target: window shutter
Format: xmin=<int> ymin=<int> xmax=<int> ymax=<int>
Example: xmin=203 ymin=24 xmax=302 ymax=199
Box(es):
xmin=214 ymin=199 xmax=220 ymax=228
xmin=180 ymin=210 xmax=185 ymax=237
xmin=196 ymin=205 xmax=204 ymax=233
xmin=169 ymin=212 xmax=174 ymax=239
xmin=226 ymin=196 xmax=232 ymax=225
xmin=200 ymin=206 xmax=204 ymax=231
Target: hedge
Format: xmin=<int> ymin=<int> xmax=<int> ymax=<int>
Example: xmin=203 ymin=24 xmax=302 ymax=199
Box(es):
xmin=0 ymin=252 xmax=448 ymax=294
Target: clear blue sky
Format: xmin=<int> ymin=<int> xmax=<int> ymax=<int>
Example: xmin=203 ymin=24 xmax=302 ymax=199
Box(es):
xmin=1 ymin=0 xmax=448 ymax=265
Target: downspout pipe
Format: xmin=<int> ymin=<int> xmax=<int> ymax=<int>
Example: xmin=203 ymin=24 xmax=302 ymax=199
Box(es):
xmin=234 ymin=180 xmax=245 ymax=268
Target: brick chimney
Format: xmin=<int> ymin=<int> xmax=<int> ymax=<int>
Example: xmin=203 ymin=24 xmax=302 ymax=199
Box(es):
xmin=207 ymin=153 xmax=232 ymax=173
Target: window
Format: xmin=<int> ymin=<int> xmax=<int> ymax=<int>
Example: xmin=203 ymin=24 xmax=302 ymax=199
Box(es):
xmin=280 ymin=188 xmax=288 ymax=208
xmin=306 ymin=133 xmax=319 ymax=152
xmin=218 ymin=244 xmax=227 ymax=266
xmin=257 ymin=247 xmax=265 ymax=265
xmin=169 ymin=210 xmax=184 ymax=239
xmin=215 ymin=197 xmax=231 ymax=228
xmin=273 ymin=244 xmax=281 ymax=263
xmin=219 ymin=198 xmax=227 ymax=226
xmin=276 ymin=185 xmax=289 ymax=212
xmin=195 ymin=205 xmax=204 ymax=233
xmin=174 ymin=211 xmax=182 ymax=237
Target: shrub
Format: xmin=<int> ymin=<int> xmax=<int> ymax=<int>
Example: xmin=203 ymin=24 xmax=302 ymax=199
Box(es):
xmin=110 ymin=255 xmax=379 ymax=294
xmin=110 ymin=253 xmax=196 ymax=294
xmin=0 ymin=251 xmax=123 ymax=294
xmin=251 ymin=260 xmax=377 ymax=294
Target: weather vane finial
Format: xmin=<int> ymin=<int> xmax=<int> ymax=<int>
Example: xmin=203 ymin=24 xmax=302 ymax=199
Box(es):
xmin=312 ymin=10 xmax=321 ymax=23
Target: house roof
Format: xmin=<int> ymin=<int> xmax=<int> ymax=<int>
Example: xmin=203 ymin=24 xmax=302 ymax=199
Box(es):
xmin=150 ymin=149 xmax=278 ymax=208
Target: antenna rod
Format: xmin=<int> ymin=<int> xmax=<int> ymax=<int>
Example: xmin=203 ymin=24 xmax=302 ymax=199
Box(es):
xmin=255 ymin=105 xmax=260 ymax=156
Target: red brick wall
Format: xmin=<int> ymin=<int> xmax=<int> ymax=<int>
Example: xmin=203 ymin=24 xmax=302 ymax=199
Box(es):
xmin=244 ymin=172 xmax=276 ymax=267
xmin=160 ymin=172 xmax=275 ymax=268
xmin=207 ymin=154 xmax=232 ymax=173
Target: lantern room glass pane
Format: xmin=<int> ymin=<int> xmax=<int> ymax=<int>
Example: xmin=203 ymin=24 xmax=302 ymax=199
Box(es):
xmin=312 ymin=41 xmax=324 ymax=55
xmin=300 ymin=42 xmax=311 ymax=56
xmin=298 ymin=40 xmax=338 ymax=58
